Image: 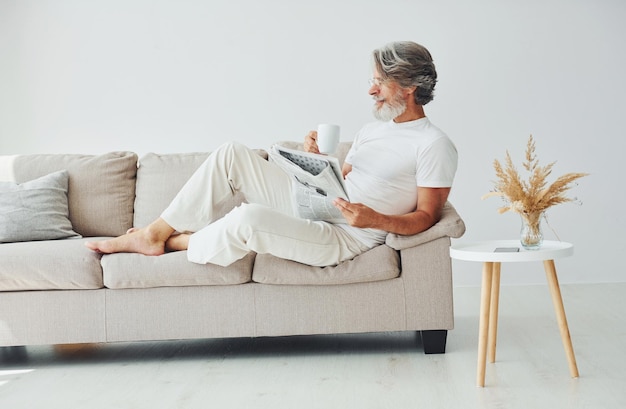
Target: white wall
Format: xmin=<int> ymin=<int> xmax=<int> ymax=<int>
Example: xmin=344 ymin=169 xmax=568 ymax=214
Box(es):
xmin=1 ymin=0 xmax=625 ymax=286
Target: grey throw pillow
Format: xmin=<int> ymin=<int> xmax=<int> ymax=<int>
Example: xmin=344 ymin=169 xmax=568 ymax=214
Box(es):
xmin=0 ymin=170 xmax=81 ymax=243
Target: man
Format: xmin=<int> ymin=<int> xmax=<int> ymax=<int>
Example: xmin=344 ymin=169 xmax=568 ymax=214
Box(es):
xmin=86 ymin=41 xmax=457 ymax=267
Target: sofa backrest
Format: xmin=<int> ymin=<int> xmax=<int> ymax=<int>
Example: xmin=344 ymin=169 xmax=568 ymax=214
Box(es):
xmin=133 ymin=152 xmax=211 ymax=228
xmin=132 ymin=149 xmax=268 ymax=228
xmin=0 ymin=152 xmax=138 ymax=237
xmin=0 ymin=142 xmax=351 ymax=237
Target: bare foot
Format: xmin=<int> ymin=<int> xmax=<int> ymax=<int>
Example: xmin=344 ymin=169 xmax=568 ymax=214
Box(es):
xmin=85 ymin=227 xmax=167 ymax=256
xmin=165 ymin=233 xmax=190 ymax=252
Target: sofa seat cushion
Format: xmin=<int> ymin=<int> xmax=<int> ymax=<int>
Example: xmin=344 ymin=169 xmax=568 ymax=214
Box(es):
xmin=101 ymin=251 xmax=255 ymax=289
xmin=252 ymin=244 xmax=400 ymax=285
xmin=0 ymin=238 xmax=104 ymax=291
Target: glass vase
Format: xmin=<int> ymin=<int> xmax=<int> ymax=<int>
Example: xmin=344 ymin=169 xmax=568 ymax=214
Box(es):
xmin=520 ymin=212 xmax=543 ymax=250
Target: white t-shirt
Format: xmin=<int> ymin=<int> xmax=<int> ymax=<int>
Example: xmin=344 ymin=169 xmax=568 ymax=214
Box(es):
xmin=338 ymin=117 xmax=458 ymax=247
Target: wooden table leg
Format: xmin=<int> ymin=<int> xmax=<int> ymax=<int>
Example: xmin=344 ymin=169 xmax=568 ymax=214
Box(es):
xmin=477 ymin=262 xmax=494 ymax=387
xmin=488 ymin=262 xmax=501 ymax=363
xmin=543 ymin=259 xmax=580 ymax=378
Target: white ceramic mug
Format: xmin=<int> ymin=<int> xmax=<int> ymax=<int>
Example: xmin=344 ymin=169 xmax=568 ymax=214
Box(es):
xmin=317 ymin=124 xmax=340 ymax=154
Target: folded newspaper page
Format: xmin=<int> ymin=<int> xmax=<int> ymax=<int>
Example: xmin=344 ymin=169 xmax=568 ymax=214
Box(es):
xmin=269 ymin=144 xmax=349 ymax=223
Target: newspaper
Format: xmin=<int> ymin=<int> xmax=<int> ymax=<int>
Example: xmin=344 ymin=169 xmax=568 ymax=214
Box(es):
xmin=269 ymin=144 xmax=349 ymax=223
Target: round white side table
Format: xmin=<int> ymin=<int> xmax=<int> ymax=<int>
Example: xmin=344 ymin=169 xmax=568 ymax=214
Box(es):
xmin=450 ymin=240 xmax=579 ymax=387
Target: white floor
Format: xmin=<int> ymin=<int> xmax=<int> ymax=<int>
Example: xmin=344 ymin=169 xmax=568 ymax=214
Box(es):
xmin=1 ymin=283 xmax=625 ymax=409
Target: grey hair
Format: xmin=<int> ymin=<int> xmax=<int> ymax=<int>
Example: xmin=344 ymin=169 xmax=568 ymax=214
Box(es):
xmin=372 ymin=41 xmax=438 ymax=105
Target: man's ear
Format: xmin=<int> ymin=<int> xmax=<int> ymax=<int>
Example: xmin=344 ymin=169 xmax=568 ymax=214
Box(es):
xmin=404 ymin=86 xmax=417 ymax=97
xmin=404 ymin=86 xmax=418 ymax=101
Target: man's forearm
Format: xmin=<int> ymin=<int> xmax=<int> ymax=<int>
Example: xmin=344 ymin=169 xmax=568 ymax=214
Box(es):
xmin=333 ymin=198 xmax=441 ymax=236
xmin=370 ymin=210 xmax=439 ymax=236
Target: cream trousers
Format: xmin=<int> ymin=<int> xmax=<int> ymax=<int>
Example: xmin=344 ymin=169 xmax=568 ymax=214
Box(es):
xmin=160 ymin=142 xmax=369 ymax=267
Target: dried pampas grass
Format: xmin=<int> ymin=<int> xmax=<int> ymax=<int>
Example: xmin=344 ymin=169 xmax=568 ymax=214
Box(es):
xmin=483 ymin=135 xmax=588 ymax=216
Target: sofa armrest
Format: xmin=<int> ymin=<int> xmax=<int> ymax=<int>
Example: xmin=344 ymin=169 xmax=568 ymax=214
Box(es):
xmin=385 ymin=202 xmax=465 ymax=251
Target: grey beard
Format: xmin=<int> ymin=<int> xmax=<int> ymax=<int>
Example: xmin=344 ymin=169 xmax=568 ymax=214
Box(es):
xmin=372 ymin=98 xmax=407 ymax=122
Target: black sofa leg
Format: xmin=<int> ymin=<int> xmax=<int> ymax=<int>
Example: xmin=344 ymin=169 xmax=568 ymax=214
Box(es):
xmin=1 ymin=346 xmax=28 ymax=363
xmin=421 ymin=330 xmax=448 ymax=354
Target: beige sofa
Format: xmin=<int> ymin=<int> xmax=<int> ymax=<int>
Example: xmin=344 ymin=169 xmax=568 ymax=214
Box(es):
xmin=0 ymin=142 xmax=465 ymax=354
